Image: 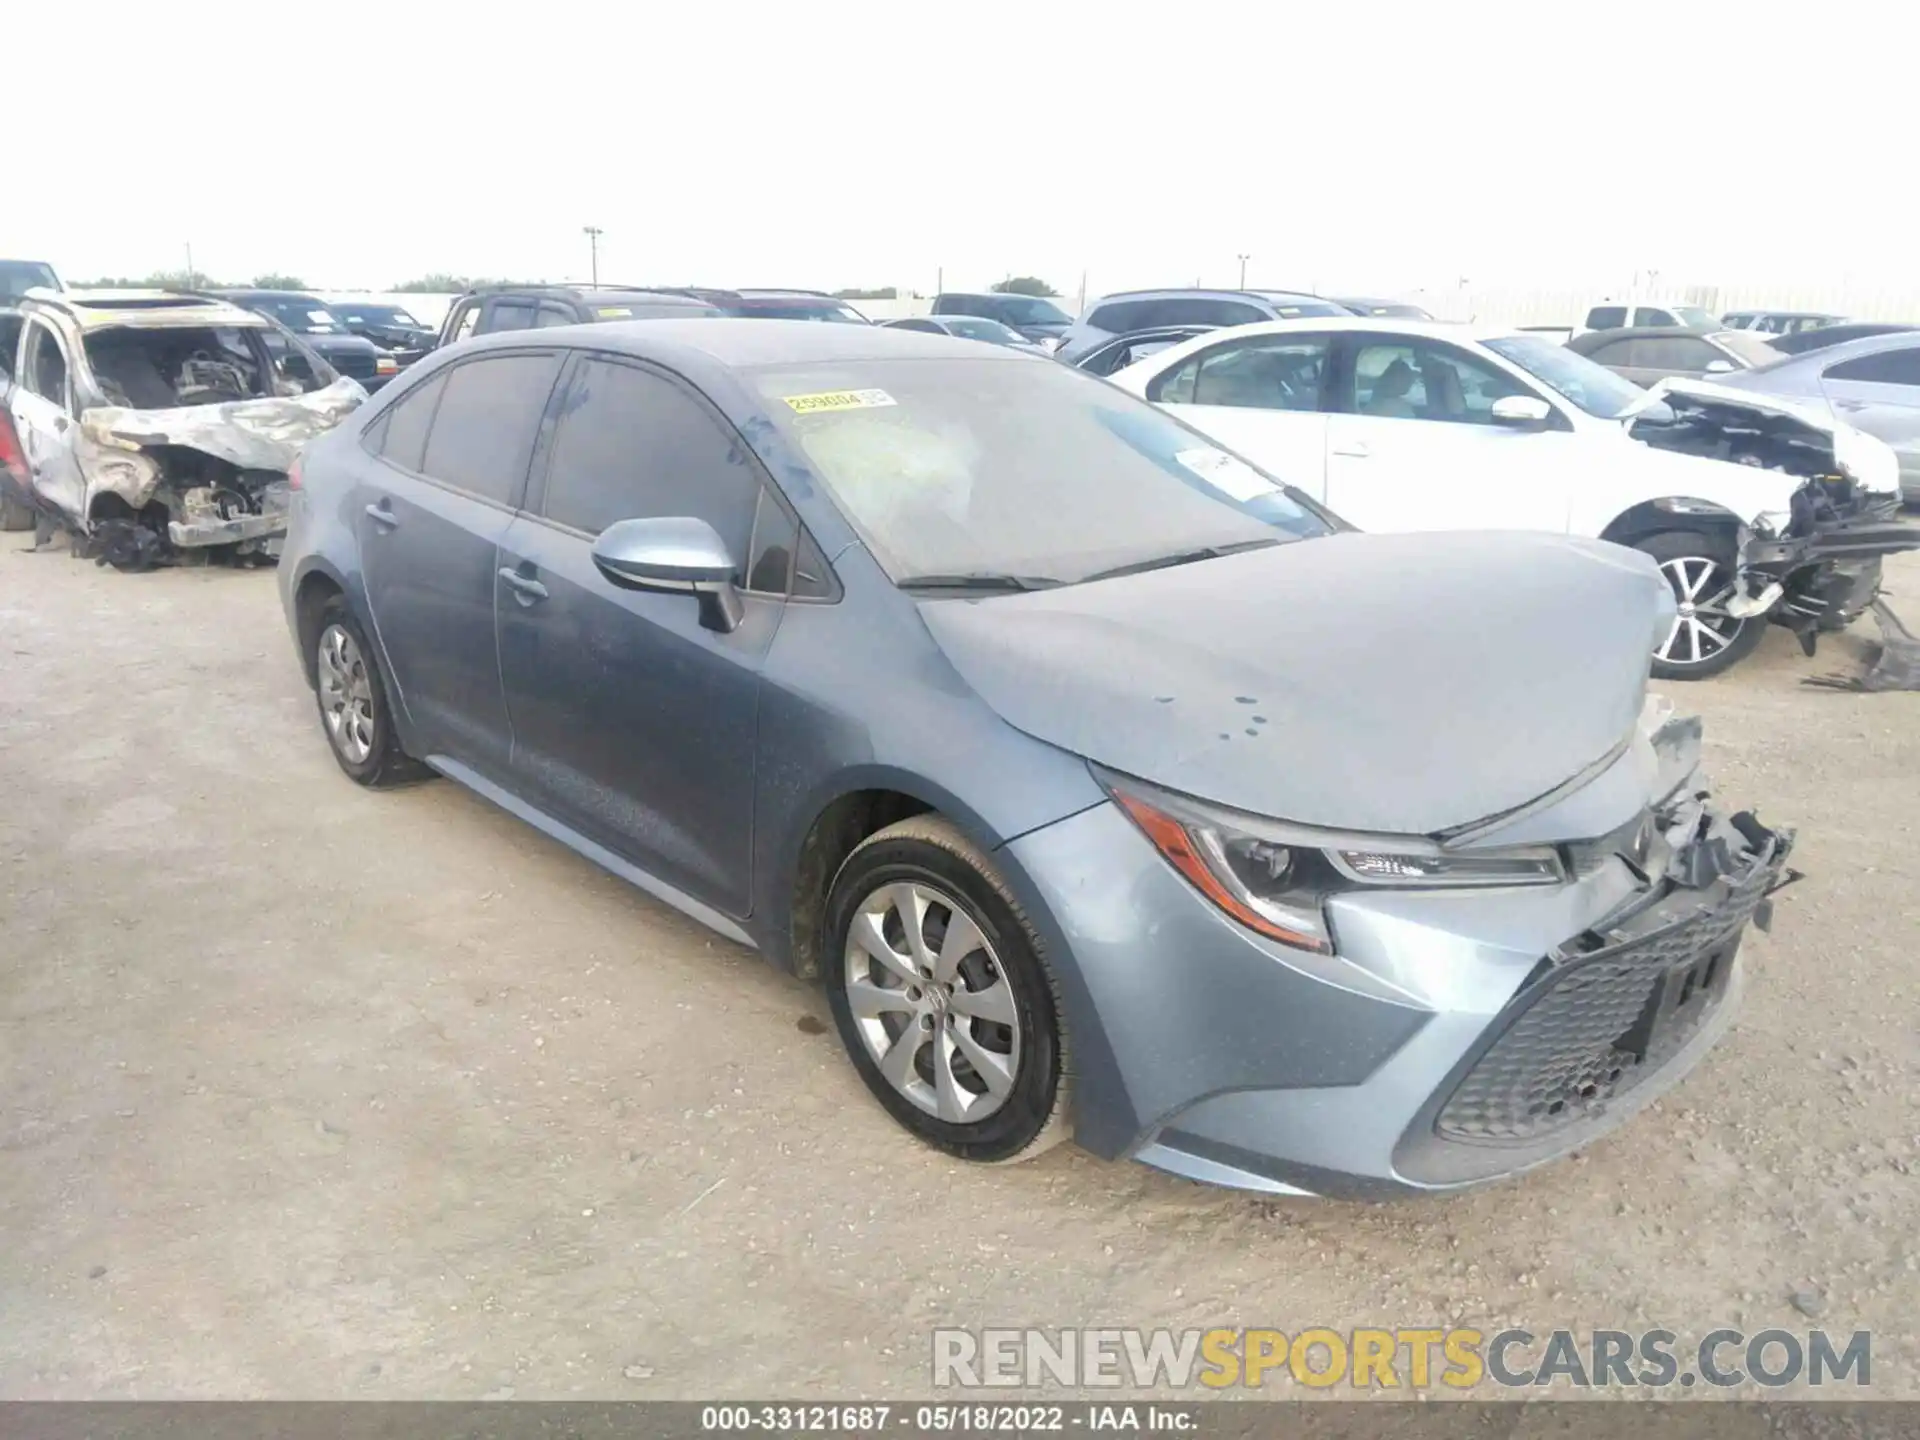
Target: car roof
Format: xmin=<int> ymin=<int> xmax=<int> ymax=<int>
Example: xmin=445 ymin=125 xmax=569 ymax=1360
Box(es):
xmin=1570 ymin=325 xmax=1731 ymax=344
xmin=1778 ymin=327 xmax=1920 ymax=365
xmin=214 ymin=288 xmax=325 ymax=302
xmin=456 ymin=316 xmax=1025 ymax=369
xmin=1094 ymin=287 xmax=1326 ymax=304
xmin=27 ymin=289 xmax=269 ymax=330
xmin=458 ymin=283 xmax=710 ymax=303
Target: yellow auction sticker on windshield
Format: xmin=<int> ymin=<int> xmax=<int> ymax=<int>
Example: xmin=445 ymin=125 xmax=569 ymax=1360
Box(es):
xmin=782 ymin=389 xmax=897 ymax=414
xmin=595 ymin=307 xmax=636 ymax=319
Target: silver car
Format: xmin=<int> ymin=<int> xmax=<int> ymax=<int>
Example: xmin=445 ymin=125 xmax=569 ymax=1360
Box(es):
xmin=1715 ymin=331 xmax=1920 ymax=503
xmin=278 ymin=320 xmax=1796 ymax=1196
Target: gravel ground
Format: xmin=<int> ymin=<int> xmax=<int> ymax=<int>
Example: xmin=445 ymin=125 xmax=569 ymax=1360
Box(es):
xmin=2 ymin=541 xmax=1916 ymax=1401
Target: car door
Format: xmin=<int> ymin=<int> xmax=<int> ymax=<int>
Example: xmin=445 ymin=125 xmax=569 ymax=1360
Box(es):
xmin=1142 ymin=332 xmax=1333 ymax=500
xmin=1322 ymin=335 xmax=1575 ymax=534
xmin=1582 ymin=335 xmax=1655 ymax=386
xmin=8 ymin=317 xmax=85 ymax=524
xmin=355 ymin=350 xmax=565 ymax=776
xmin=494 ymin=353 xmax=791 ymax=918
xmin=1820 ymin=344 xmax=1920 ymax=493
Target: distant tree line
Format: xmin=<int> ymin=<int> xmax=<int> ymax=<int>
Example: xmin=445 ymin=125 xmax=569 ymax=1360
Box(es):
xmin=70 ymin=271 xmax=309 ymax=291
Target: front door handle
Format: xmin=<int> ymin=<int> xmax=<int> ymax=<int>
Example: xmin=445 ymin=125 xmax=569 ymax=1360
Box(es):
xmin=498 ymin=567 xmax=549 ymax=604
xmin=1332 ymin=440 xmax=1371 ymax=458
xmin=363 ymin=501 xmax=399 ymax=529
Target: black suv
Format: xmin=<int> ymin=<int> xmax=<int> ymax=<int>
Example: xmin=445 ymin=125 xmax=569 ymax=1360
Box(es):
xmin=435 ymin=285 xmax=723 ymax=348
xmin=931 ymin=291 xmax=1073 ymax=344
xmin=214 ymin=290 xmax=394 ymax=389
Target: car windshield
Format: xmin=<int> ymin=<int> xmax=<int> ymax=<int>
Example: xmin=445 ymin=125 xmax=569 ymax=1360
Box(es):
xmin=1 ymin=261 xmax=60 ymax=298
xmin=1713 ymin=331 xmax=1783 ymax=368
xmin=989 ymin=296 xmax=1071 ymax=326
xmin=345 ymin=303 xmax=424 ymax=327
xmin=723 ymin=299 xmax=868 ymax=323
xmin=1672 ymin=305 xmax=1719 ymax=329
xmin=254 ymin=297 xmax=347 ymax=334
xmin=945 ymin=318 xmax=1023 ymax=343
xmin=752 ymin=357 xmax=1335 ymax=588
xmin=1484 ymin=335 xmax=1646 ymax=419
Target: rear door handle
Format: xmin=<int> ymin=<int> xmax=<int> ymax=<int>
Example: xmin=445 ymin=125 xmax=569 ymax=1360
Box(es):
xmin=498 ymin=567 xmax=549 ymax=604
xmin=364 ymin=501 xmax=399 ymax=528
xmin=1332 ymin=441 xmax=1371 ymax=458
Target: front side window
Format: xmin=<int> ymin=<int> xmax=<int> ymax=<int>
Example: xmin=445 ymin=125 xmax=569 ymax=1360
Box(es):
xmin=447 ymin=303 xmax=481 ymax=344
xmin=1087 ymin=300 xmax=1148 ymax=334
xmin=418 ymin=353 xmax=562 ymax=504
xmin=751 ymin=356 xmax=1334 ymax=587
xmin=1824 ymin=346 xmax=1920 ymax=388
xmin=23 ymin=322 xmax=69 ymax=407
xmin=1347 ymin=340 xmax=1528 ymax=424
xmin=0 ymin=261 xmax=60 ymax=299
xmin=1586 ymin=306 xmax=1627 ymax=329
xmin=480 ymin=301 xmax=537 ymax=335
xmin=1484 ymin=335 xmax=1645 ymax=419
xmin=540 ymin=358 xmax=762 ymax=578
xmin=1632 ymin=308 xmax=1677 ymax=327
xmin=1149 ymin=335 xmax=1329 ymax=411
xmin=375 ymin=370 xmax=447 ymax=471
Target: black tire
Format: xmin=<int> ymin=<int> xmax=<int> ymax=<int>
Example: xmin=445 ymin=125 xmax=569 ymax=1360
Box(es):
xmin=310 ymin=596 xmax=432 ymax=788
xmin=824 ymin=816 xmax=1070 ymax=1164
xmin=1636 ymin=529 xmax=1768 ymax=681
xmin=1 ymin=495 xmax=33 ymax=533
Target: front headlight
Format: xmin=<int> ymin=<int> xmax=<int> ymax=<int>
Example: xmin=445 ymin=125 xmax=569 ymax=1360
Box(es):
xmin=1103 ymin=773 xmax=1566 ymax=955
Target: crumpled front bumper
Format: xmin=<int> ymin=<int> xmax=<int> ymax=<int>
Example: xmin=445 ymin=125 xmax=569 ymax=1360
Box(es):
xmin=1733 ymin=497 xmax=1920 ymax=635
xmin=1005 ymin=709 xmax=1797 ymax=1198
xmin=166 ymin=481 xmax=292 ymax=551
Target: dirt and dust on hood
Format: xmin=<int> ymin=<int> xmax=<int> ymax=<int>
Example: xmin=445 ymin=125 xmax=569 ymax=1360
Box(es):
xmin=919 ymin=529 xmax=1675 ymax=837
xmin=77 ymin=377 xmax=364 ymax=476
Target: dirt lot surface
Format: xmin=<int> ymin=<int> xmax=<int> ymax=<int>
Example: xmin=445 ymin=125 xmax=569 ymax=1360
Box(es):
xmin=2 ymin=542 xmax=1916 ymax=1401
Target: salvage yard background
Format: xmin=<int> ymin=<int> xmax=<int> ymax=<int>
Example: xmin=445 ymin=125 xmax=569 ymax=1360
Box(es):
xmin=1 ymin=546 xmax=1916 ymax=1398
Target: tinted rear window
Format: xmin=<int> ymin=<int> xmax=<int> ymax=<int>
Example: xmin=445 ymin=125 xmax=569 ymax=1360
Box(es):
xmin=418 ymin=353 xmax=563 ymax=504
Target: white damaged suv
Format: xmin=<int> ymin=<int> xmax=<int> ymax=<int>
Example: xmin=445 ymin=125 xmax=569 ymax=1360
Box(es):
xmin=1111 ymin=318 xmax=1918 ymax=678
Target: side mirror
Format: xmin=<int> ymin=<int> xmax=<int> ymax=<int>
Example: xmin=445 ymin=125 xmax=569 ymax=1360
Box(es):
xmin=1704 ymin=358 xmax=1736 ymax=374
xmin=1490 ymin=394 xmax=1553 ymax=429
xmin=591 ymin=515 xmax=744 ymax=633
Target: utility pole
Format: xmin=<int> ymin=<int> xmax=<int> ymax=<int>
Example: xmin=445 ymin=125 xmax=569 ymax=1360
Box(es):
xmin=1237 ymin=253 xmax=1250 ymax=288
xmin=582 ymin=226 xmax=604 ymax=286
xmin=185 ymin=242 xmax=196 ymax=288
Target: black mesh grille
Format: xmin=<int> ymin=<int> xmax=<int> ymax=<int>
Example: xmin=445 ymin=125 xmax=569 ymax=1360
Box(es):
xmin=1435 ymin=845 xmax=1781 ymax=1146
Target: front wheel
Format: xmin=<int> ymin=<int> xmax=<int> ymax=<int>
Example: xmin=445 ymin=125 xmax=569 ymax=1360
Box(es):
xmin=1637 ymin=530 xmax=1768 ymax=680
xmin=824 ymin=816 xmax=1070 ymax=1164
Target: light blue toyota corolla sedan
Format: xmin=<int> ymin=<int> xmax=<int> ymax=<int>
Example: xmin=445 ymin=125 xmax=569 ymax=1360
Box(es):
xmin=279 ymin=320 xmax=1796 ymax=1196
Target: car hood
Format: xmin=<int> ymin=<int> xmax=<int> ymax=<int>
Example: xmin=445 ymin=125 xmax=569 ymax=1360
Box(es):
xmin=919 ymin=530 xmax=1673 ymax=836
xmin=301 ymin=332 xmax=381 ymax=357
xmin=78 ymin=378 xmax=366 ymax=473
xmin=1628 ymin=377 xmax=1901 ymax=497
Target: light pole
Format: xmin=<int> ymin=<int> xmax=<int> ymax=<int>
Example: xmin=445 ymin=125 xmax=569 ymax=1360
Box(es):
xmin=582 ymin=226 xmax=603 ymax=286
xmin=1237 ymin=253 xmax=1250 ymax=288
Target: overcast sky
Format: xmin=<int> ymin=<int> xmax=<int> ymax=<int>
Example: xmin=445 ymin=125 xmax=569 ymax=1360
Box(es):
xmin=15 ymin=1 xmax=1908 ymax=300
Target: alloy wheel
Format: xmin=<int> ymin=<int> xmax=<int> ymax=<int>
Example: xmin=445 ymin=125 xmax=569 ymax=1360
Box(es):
xmin=841 ymin=881 xmax=1022 ymax=1124
xmin=1656 ymin=555 xmax=1747 ymax=669
xmin=316 ymin=623 xmax=376 ymax=765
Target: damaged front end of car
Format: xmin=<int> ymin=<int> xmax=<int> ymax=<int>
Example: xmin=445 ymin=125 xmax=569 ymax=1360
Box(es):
xmin=70 ymin=385 xmax=361 ymax=571
xmin=1631 ymin=378 xmax=1920 ymax=654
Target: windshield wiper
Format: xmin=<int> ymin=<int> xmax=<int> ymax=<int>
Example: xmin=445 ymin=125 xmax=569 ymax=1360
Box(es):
xmin=1079 ymin=537 xmax=1282 ymax=585
xmin=896 ymin=572 xmax=1065 ymax=594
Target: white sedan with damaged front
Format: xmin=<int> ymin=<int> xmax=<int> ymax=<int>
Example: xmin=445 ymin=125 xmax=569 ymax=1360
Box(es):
xmin=1111 ymin=317 xmax=1916 ymax=678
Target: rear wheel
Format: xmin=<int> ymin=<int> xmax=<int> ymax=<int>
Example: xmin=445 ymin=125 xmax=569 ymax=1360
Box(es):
xmin=312 ymin=597 xmax=431 ymax=788
xmin=824 ymin=816 xmax=1069 ymax=1164
xmin=1636 ymin=530 xmax=1767 ymax=680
